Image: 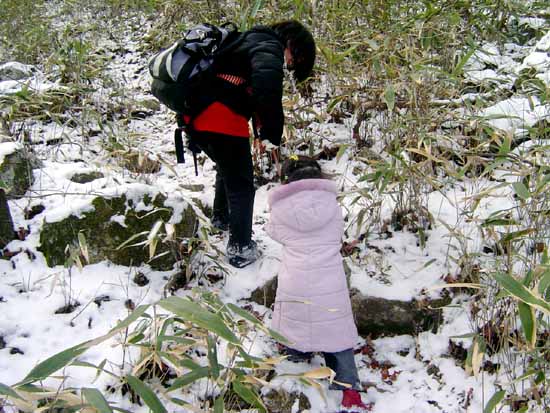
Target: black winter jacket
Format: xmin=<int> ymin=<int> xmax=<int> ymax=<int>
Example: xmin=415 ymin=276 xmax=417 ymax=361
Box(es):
xmin=192 ymin=26 xmax=284 ymax=145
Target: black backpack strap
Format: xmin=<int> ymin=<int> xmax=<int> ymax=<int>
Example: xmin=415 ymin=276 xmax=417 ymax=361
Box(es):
xmin=174 ymin=113 xmax=201 ymax=176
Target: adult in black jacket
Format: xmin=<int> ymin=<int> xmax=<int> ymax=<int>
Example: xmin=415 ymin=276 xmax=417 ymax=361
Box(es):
xmin=184 ymin=20 xmax=315 ymax=268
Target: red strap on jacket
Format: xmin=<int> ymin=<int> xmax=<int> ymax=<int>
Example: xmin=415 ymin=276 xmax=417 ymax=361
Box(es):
xmin=216 ymin=73 xmax=247 ymax=86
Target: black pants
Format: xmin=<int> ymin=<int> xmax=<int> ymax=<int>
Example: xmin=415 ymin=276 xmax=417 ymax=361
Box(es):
xmin=194 ymin=134 xmax=254 ymax=248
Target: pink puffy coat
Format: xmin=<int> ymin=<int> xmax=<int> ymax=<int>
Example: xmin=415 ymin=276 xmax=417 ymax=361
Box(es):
xmin=266 ymin=178 xmax=358 ymax=353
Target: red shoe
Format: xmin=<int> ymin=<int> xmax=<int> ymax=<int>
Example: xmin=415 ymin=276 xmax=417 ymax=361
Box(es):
xmin=340 ymin=389 xmax=368 ymax=413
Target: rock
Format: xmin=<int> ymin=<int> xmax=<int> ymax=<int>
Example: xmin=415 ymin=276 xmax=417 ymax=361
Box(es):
xmin=0 ymin=336 xmax=5 ymax=349
xmin=164 ymin=270 xmax=189 ymax=293
xmin=250 ymin=276 xmax=278 ymax=308
xmin=0 ymin=142 xmax=38 ymax=199
xmin=350 ymin=290 xmax=448 ymax=336
xmin=123 ymin=151 xmax=161 ymax=174
xmin=0 ymin=62 xmax=34 ymax=81
xmin=263 ymin=390 xmax=311 ymax=413
xmin=357 ymin=147 xmax=382 ymax=162
xmin=250 ymin=278 xmax=449 ymax=337
xmin=70 ymin=171 xmax=104 ymax=184
xmin=54 ymin=302 xmax=80 ymax=314
xmin=39 ymin=193 xmax=198 ymax=270
xmin=137 ymin=98 xmax=161 ymax=112
xmin=181 ymin=184 xmax=205 ymax=192
xmin=93 ymin=295 xmax=111 ymax=307
xmin=128 ymin=98 xmax=160 ymax=119
xmin=133 ymin=272 xmax=149 ymax=286
xmin=24 ymin=204 xmax=45 ymax=220
xmin=0 ymin=188 xmax=15 ymax=248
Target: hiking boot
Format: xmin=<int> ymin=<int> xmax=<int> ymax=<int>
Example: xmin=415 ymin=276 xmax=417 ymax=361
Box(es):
xmin=227 ymin=240 xmax=261 ymax=268
xmin=211 ymin=215 xmax=229 ymax=231
xmin=340 ymin=389 xmax=368 ymax=413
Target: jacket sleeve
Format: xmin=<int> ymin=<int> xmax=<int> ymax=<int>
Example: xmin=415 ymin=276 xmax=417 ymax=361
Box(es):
xmin=265 ymin=204 xmax=286 ymax=244
xmin=247 ymin=31 xmax=284 ymax=146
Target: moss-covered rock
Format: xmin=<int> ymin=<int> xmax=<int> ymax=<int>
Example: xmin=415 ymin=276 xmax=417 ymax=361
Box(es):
xmin=39 ymin=193 xmax=198 ymax=270
xmin=263 ymin=390 xmax=311 ymax=413
xmin=250 ymin=277 xmax=450 ymax=337
xmin=0 ymin=188 xmax=15 ymax=248
xmin=0 ymin=142 xmax=37 ymax=199
xmin=350 ymin=290 xmax=450 ymax=336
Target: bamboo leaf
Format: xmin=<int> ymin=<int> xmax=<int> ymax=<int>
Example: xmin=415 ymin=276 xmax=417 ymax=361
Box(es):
xmin=18 ymin=343 xmax=88 ymax=385
xmin=227 ymin=303 xmax=261 ymax=326
xmin=518 ymin=302 xmax=536 ymax=348
xmin=126 ymin=376 xmax=167 ymax=413
xmin=149 ymin=237 xmax=159 ymax=260
xmin=116 ymin=231 xmax=148 ymax=250
xmin=382 ymin=83 xmax=395 ymax=112
xmin=109 ymin=304 xmax=150 ymax=333
xmin=449 ymin=333 xmax=477 ymax=339
xmin=207 ymin=335 xmax=220 ymax=379
xmin=147 ymin=220 xmax=163 ymax=256
xmin=0 ymin=382 xmax=23 ymax=400
xmin=512 ymin=182 xmax=530 ymax=200
xmin=406 ymin=148 xmax=444 ymax=163
xmin=497 ymin=135 xmax=512 ymax=156
xmin=250 ymin=0 xmax=264 ymax=17
xmin=452 ymin=44 xmax=477 ymax=77
xmin=157 ymin=335 xmax=195 ymax=346
xmin=416 ymin=258 xmax=438 ymax=271
xmin=493 ymin=272 xmax=550 ymax=314
xmin=159 ymin=297 xmax=239 ymax=344
xmin=483 ymin=390 xmax=505 ymax=413
xmin=336 ymin=144 xmax=349 ymax=162
xmin=167 ymin=367 xmax=209 ymax=392
xmin=214 ymin=396 xmax=224 ymax=413
xmin=470 ymin=337 xmax=485 ymax=377
xmin=481 ymin=218 xmax=517 ymax=227
xmin=78 ymin=231 xmax=89 ymax=263
xmin=14 ymin=313 xmax=142 ymax=386
xmin=169 ymin=397 xmax=190 ymax=408
xmin=500 ymin=228 xmax=536 ymax=243
xmin=164 ymin=223 xmax=175 ymax=241
xmin=538 ymin=269 xmax=550 ymax=296
xmin=302 ymin=367 xmax=335 ymax=380
xmin=232 ymin=380 xmax=266 ymax=413
xmin=82 ymin=387 xmax=113 ymax=413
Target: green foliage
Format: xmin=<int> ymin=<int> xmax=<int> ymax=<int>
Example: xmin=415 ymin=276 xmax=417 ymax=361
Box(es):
xmin=82 ymin=388 xmax=114 ymax=413
xmin=126 ymin=375 xmax=168 ymax=413
xmin=0 ymin=0 xmax=54 ymax=64
xmin=0 ymin=291 xmax=316 ymax=412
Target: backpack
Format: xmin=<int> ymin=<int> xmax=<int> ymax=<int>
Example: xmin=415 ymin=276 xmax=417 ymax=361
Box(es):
xmin=148 ymin=22 xmax=242 ymax=115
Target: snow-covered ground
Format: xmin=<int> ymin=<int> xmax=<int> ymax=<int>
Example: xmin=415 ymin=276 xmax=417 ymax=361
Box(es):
xmin=1 ymin=9 xmax=550 ymax=413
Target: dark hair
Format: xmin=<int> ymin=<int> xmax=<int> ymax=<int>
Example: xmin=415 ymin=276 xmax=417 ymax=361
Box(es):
xmin=281 ymin=155 xmax=324 ymax=183
xmin=270 ymin=20 xmax=316 ymax=82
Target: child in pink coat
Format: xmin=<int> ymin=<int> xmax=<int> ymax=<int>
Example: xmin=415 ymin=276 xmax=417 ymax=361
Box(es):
xmin=266 ymin=156 xmax=367 ymax=413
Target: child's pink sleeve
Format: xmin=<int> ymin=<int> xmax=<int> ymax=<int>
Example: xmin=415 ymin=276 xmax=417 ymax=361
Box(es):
xmin=265 ymin=218 xmax=280 ymax=242
xmin=265 ymin=208 xmax=284 ymax=243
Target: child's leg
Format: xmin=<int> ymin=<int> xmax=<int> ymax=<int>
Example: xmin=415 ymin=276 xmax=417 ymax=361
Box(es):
xmin=278 ymin=344 xmax=314 ymax=363
xmin=323 ymin=349 xmax=361 ymax=390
